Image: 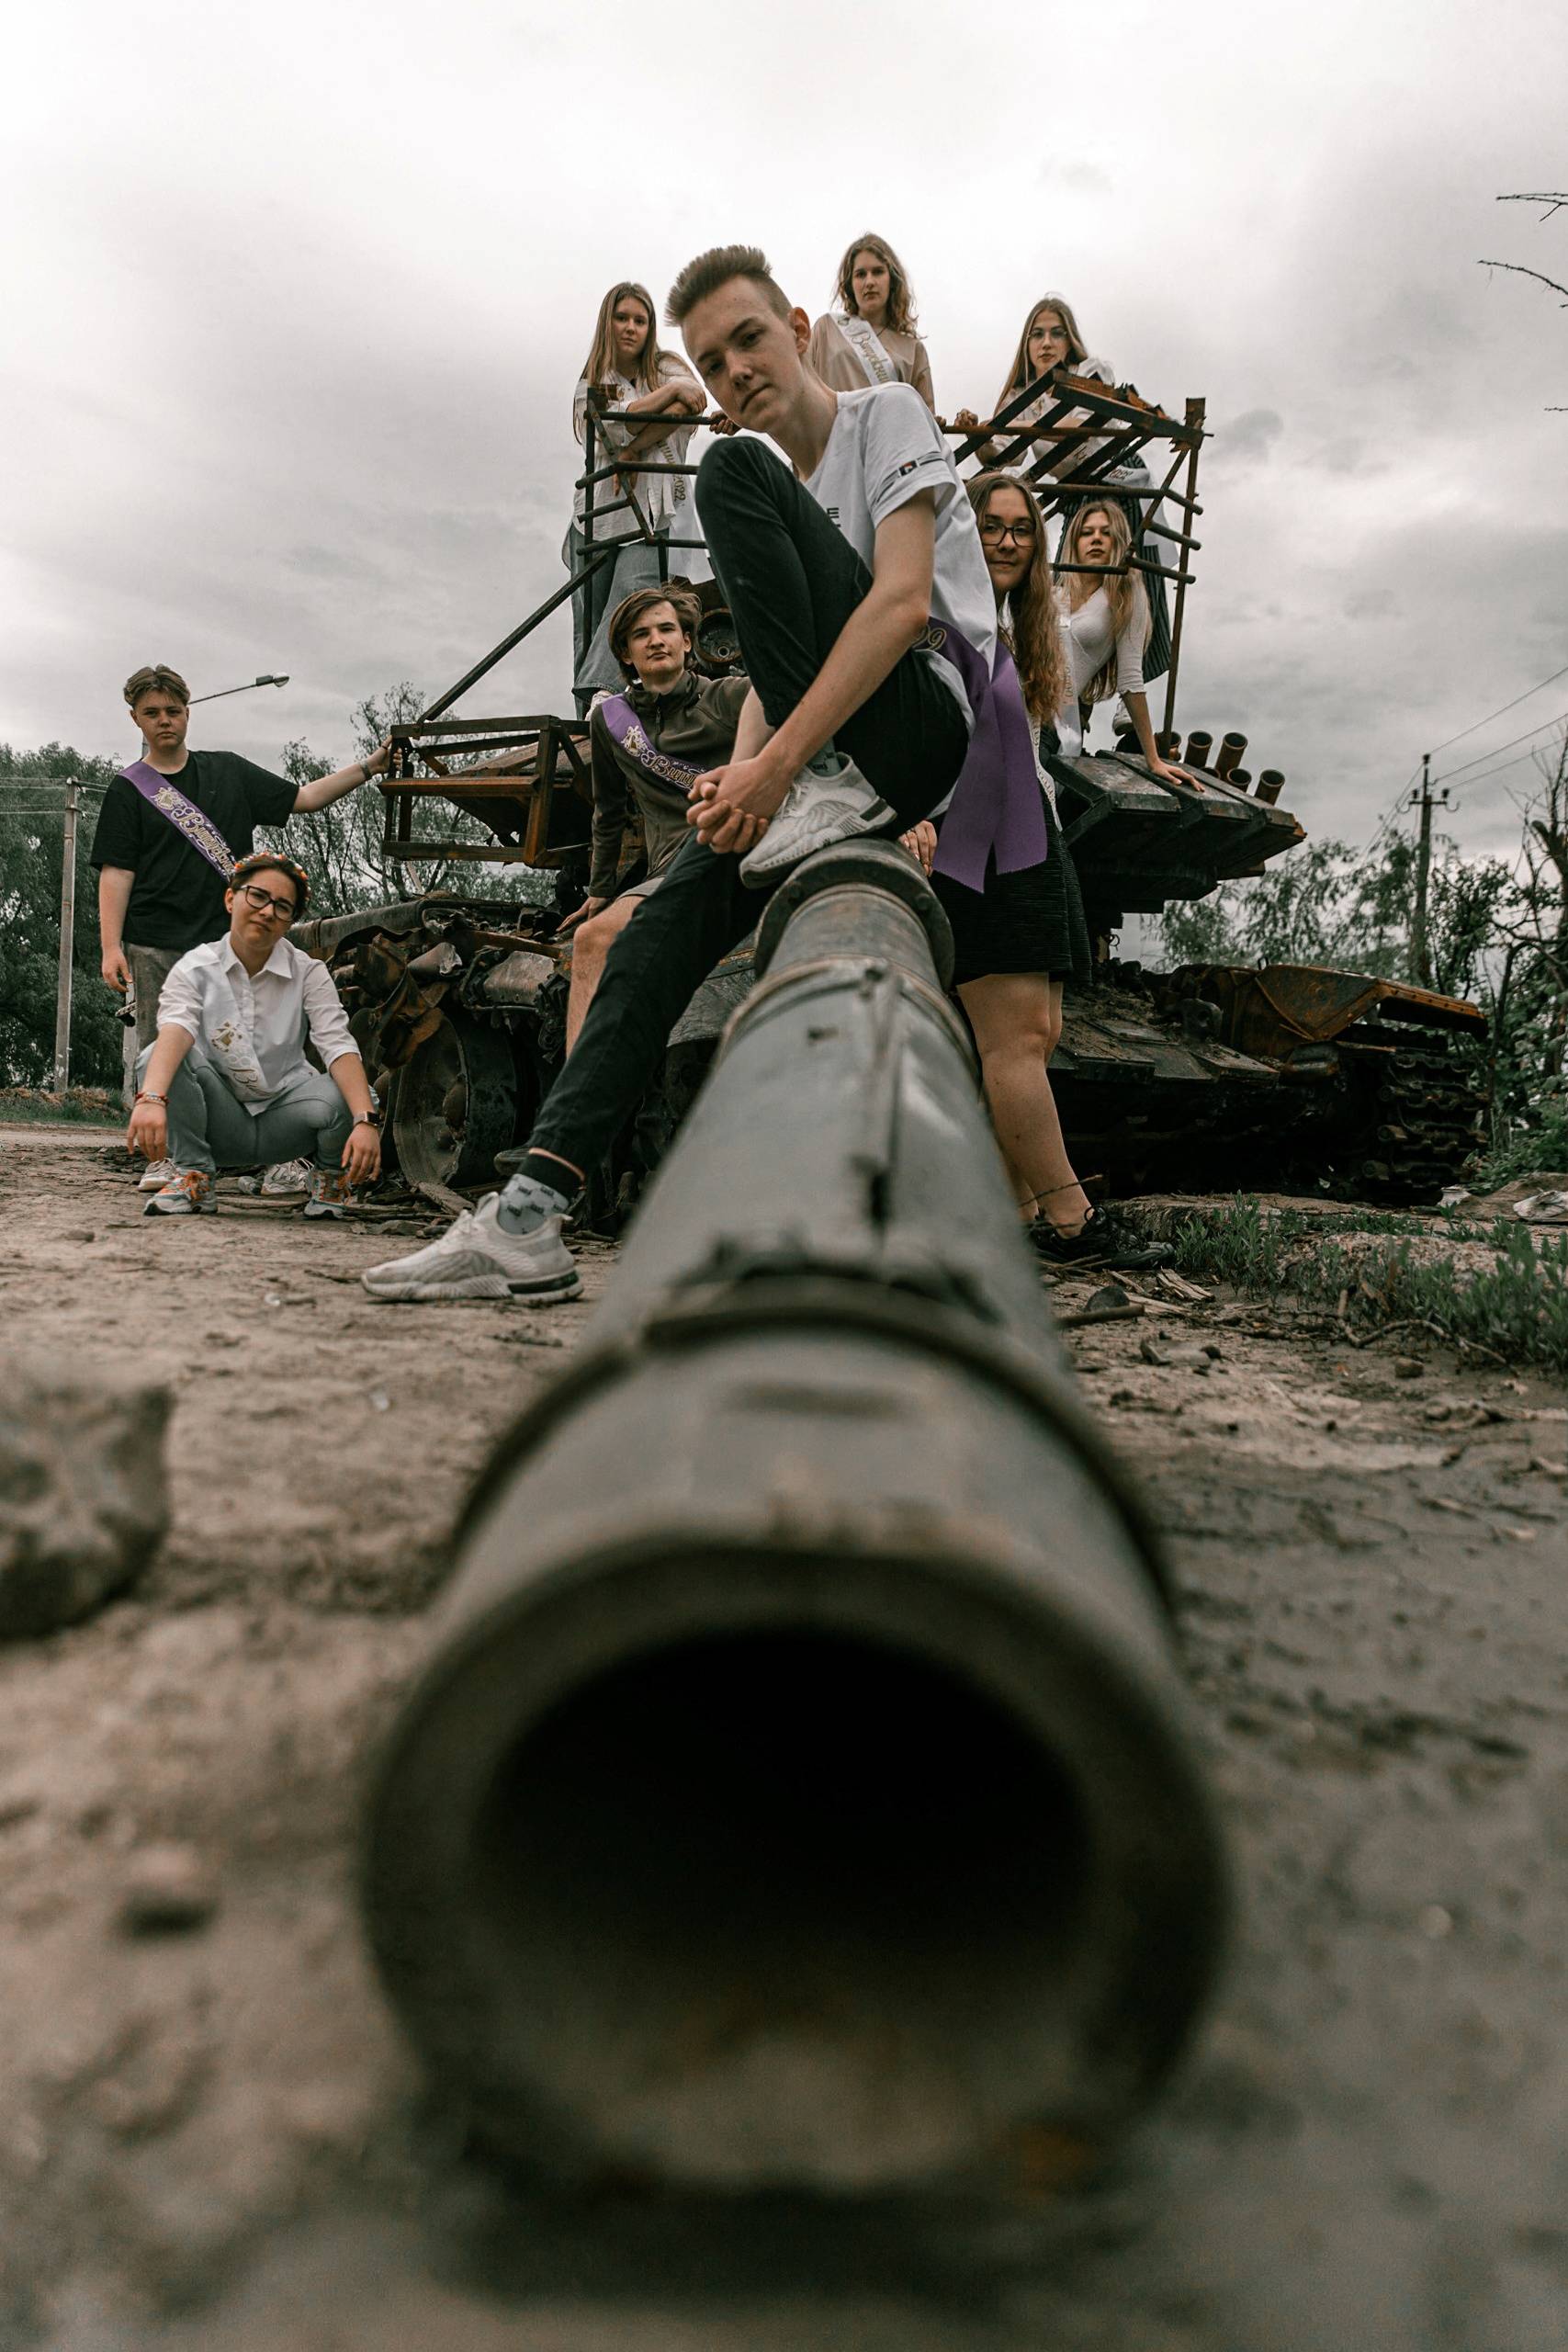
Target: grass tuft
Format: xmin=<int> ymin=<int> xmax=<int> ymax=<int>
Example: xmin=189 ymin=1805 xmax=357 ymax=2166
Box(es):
xmin=1166 ymin=1196 xmax=1568 ymax=1375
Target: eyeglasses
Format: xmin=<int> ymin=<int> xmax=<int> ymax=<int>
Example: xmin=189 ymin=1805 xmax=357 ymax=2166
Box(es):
xmin=978 ymin=517 xmax=1037 ymax=547
xmin=236 ymin=882 xmax=298 ymax=922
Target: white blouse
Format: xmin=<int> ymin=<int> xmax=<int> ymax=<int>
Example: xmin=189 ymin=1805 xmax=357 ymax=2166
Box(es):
xmin=570 ymin=353 xmax=702 ymax=532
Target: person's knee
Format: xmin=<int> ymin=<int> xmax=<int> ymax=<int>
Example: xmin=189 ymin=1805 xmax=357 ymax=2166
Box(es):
xmin=575 ymin=909 xmax=619 ymax=966
xmin=696 ymin=429 xmax=773 ymax=521
xmin=1042 ymin=999 xmax=1064 ymax=1056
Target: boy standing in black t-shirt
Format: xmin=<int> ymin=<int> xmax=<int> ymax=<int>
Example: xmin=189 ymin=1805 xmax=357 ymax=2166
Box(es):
xmin=92 ymin=663 xmax=389 ymax=1179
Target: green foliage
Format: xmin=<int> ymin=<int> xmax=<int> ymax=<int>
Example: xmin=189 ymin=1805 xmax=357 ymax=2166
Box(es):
xmin=0 ymin=744 xmax=124 ymax=1087
xmin=1168 ymin=1195 xmax=1568 ymax=1373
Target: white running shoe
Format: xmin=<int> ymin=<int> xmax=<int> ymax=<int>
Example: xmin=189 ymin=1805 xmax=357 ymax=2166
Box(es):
xmin=262 ymin=1157 xmax=312 ymax=1197
xmin=361 ymin=1191 xmax=582 ymax=1304
xmin=138 ymin=1158 xmax=176 ymax=1192
xmin=739 ymin=752 xmax=895 ymax=888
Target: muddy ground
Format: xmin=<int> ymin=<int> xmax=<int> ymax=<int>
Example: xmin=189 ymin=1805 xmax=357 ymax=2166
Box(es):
xmin=2 ymin=1127 xmax=1567 ymax=2351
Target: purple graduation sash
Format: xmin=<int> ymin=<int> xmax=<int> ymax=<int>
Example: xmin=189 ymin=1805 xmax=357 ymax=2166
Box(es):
xmin=118 ymin=761 xmax=235 ymax=876
xmin=919 ymin=628 xmax=1050 ymax=892
xmin=599 ymin=694 xmax=708 ymax=796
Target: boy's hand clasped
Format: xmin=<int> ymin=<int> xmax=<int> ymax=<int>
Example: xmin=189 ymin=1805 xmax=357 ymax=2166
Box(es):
xmin=687 ymin=752 xmax=793 ymax=855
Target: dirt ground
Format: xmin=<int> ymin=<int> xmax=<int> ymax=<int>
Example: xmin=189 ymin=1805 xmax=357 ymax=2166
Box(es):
xmin=3 ymin=1128 xmax=1567 ymax=2351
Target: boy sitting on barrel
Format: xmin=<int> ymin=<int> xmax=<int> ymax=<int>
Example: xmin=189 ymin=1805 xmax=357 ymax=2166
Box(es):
xmin=366 ymin=240 xmax=1016 ymax=1304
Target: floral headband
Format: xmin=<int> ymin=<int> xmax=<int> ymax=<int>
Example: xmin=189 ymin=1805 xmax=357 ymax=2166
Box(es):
xmin=230 ymin=851 xmax=310 ymax=913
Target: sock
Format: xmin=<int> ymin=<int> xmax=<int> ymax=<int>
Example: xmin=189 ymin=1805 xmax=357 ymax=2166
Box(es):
xmin=495 ymin=1154 xmax=574 ymax=1234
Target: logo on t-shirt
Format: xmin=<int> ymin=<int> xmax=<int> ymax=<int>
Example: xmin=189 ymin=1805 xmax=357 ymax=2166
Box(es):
xmin=896 ymin=459 xmax=919 ymax=478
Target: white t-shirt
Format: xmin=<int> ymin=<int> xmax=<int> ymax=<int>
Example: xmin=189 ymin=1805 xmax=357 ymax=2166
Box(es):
xmin=803 ymin=384 xmax=996 ymax=735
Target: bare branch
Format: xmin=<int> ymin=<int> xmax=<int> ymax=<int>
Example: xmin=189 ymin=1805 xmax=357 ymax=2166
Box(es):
xmin=1479 ymin=258 xmax=1568 ymax=306
xmin=1497 ymin=192 xmax=1568 ymax=220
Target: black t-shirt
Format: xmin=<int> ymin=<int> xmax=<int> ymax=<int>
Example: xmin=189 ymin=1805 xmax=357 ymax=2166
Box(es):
xmin=89 ymin=750 xmax=299 ymax=951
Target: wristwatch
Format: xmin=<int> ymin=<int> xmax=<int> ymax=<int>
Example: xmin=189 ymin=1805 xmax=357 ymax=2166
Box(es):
xmin=353 ymin=1112 xmax=381 ymax=1129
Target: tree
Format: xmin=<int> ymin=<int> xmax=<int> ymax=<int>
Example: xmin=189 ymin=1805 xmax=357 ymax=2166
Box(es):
xmin=1480 ymin=191 xmax=1568 ymax=409
xmin=0 ymin=745 xmax=123 ymax=1087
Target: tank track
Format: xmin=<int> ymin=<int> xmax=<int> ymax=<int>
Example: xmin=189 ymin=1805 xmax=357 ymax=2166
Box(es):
xmin=1333 ymin=1019 xmax=1486 ymax=1204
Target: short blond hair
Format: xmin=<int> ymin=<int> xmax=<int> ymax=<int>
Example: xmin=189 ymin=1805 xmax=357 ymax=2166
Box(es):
xmin=666 ymin=244 xmax=792 ymax=327
xmin=123 ymin=663 xmax=189 ymax=709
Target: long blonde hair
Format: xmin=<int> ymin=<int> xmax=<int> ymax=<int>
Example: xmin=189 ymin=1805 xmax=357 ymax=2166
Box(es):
xmin=576 ymin=281 xmax=670 ymax=436
xmin=1060 ymin=503 xmax=1149 ymax=704
xmin=966 ymin=473 xmax=1071 ymax=727
xmin=833 ymin=233 xmax=919 ymax=335
xmin=994 ymin=293 xmax=1089 ymax=413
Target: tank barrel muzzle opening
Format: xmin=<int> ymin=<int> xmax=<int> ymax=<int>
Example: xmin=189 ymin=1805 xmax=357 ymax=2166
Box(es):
xmin=362 ymin=837 xmax=1231 ymax=2197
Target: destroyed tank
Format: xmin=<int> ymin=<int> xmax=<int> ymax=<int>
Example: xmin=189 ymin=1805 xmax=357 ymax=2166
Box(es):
xmin=294 ymin=372 xmax=1486 ymax=1213
xmin=293 ymin=716 xmax=1485 ymax=1216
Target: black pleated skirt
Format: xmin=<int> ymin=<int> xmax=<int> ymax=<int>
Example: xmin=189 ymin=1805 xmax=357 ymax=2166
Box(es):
xmin=932 ymin=786 xmax=1091 ymax=989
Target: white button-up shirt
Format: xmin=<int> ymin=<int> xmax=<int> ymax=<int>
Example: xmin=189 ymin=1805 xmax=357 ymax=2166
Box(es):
xmin=157 ymin=934 xmax=357 ymax=1110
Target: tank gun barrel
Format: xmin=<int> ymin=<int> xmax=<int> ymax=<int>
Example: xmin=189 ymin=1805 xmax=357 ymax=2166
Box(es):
xmin=361 ymin=841 xmax=1230 ymax=2195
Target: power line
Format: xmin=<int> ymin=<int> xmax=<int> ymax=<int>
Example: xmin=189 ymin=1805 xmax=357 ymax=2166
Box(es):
xmin=1425 ymin=660 xmax=1568 ymax=760
xmin=1430 ymin=707 xmax=1568 ymax=788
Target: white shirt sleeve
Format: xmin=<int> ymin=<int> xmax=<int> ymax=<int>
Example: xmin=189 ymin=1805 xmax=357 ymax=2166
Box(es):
xmin=299 ymin=956 xmax=358 ymax=1069
xmin=155 ymin=950 xmax=206 ymax=1042
xmin=861 ymin=384 xmax=958 ymax=529
xmin=1115 ymin=582 xmax=1149 ymax=698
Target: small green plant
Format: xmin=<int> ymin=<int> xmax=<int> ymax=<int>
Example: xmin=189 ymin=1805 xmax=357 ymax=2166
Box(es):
xmin=1167 ymin=1197 xmax=1568 ymax=1373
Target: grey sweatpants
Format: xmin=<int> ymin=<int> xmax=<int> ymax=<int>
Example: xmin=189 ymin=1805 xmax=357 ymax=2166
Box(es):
xmin=121 ymin=944 xmax=183 ymax=1106
xmin=137 ymin=1045 xmax=352 ymax=1175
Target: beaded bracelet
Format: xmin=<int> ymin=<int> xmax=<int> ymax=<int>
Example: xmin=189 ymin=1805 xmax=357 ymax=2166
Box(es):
xmin=135 ymin=1091 xmax=168 ymax=1107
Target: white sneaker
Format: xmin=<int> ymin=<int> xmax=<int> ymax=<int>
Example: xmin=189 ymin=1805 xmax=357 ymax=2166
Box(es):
xmin=739 ymin=752 xmax=895 ymax=888
xmin=361 ymin=1192 xmax=582 ymax=1305
xmin=138 ymin=1158 xmax=176 ymax=1192
xmin=262 ymin=1157 xmax=312 ymax=1197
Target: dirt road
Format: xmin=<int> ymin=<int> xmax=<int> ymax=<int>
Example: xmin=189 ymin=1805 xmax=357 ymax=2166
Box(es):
xmin=3 ymin=1130 xmax=1566 ymax=2350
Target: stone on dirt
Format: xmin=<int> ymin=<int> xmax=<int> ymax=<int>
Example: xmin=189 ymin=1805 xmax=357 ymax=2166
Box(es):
xmin=117 ymin=1843 xmax=219 ymax=1936
xmin=0 ymin=1364 xmax=170 ymax=1639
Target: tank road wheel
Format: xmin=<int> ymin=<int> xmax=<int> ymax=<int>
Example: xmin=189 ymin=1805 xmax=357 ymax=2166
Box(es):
xmin=393 ymin=1012 xmax=517 ymax=1191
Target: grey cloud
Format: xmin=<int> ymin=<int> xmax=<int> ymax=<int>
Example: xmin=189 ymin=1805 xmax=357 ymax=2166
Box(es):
xmin=1218 ymin=408 xmax=1285 ymax=464
xmin=1037 ymin=158 xmax=1114 ymax=195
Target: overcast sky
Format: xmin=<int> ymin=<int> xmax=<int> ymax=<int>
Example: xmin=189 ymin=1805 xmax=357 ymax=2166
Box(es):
xmin=6 ymin=0 xmax=1566 ymax=866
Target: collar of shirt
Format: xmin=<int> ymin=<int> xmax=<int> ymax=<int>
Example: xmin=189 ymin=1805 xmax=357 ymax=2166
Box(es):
xmin=628 ymin=672 xmax=701 ymax=728
xmin=220 ymin=933 xmax=295 ymax=985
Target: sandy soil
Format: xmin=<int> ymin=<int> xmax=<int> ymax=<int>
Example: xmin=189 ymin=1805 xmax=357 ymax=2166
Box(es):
xmin=3 ymin=1130 xmax=1567 ymax=2351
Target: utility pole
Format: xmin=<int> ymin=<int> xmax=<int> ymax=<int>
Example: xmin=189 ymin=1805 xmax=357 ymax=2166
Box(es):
xmin=1407 ymin=752 xmax=1451 ymax=990
xmin=52 ymin=778 xmax=79 ymax=1091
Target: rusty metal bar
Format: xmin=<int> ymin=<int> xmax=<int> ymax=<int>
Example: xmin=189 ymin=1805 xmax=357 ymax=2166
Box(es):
xmin=1160 ymin=399 xmax=1206 ymax=739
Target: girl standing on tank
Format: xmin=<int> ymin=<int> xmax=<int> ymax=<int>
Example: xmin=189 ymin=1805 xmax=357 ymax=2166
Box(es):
xmin=930 ymin=470 xmax=1111 ymax=1261
xmin=565 ymin=282 xmax=707 ymax=705
xmin=807 ymin=234 xmax=936 ymax=410
xmin=1056 ymin=501 xmax=1187 ymax=785
xmin=955 ymin=293 xmax=1172 ymax=688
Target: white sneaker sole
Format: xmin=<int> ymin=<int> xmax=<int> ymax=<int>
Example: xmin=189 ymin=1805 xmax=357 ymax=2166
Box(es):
xmin=361 ymin=1267 xmax=583 ymax=1304
xmin=739 ymin=784 xmax=895 ymax=887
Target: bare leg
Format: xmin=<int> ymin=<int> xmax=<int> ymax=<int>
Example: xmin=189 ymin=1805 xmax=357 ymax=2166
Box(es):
xmin=565 ymin=896 xmax=643 ymax=1054
xmin=957 ymin=972 xmax=1091 ymax=1235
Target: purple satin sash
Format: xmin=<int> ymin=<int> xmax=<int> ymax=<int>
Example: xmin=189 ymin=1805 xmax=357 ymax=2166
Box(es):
xmin=919 ymin=628 xmax=1049 ymax=893
xmin=599 ymin=695 xmax=706 ymax=795
xmin=119 ymin=761 xmax=235 ymax=876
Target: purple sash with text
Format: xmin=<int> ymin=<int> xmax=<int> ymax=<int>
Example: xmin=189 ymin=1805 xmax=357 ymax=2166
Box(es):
xmin=118 ymin=762 xmax=236 ymax=877
xmin=919 ymin=628 xmax=1049 ymax=893
xmin=599 ymin=695 xmax=707 ymax=796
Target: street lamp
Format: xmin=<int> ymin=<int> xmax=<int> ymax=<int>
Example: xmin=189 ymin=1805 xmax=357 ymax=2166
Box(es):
xmin=188 ymin=673 xmax=290 ymax=705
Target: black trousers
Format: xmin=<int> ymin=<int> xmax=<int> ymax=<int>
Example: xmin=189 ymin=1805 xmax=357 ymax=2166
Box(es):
xmin=531 ymin=435 xmax=968 ymax=1177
